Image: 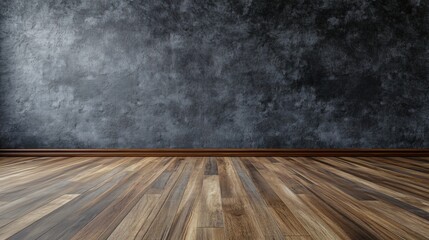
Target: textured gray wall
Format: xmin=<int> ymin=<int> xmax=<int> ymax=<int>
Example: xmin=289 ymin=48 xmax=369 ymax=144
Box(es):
xmin=0 ymin=0 xmax=428 ymax=148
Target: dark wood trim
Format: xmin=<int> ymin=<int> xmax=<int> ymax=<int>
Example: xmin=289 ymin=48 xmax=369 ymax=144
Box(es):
xmin=1 ymin=149 xmax=429 ymax=157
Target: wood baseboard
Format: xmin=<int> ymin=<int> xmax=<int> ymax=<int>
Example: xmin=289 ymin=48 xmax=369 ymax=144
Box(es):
xmin=0 ymin=149 xmax=428 ymax=157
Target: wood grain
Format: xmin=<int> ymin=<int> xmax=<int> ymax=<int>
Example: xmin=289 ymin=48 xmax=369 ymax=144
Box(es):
xmin=107 ymin=194 xmax=160 ymax=240
xmin=0 ymin=194 xmax=78 ymax=239
xmin=197 ymin=175 xmax=224 ymax=228
xmin=0 ymin=156 xmax=427 ymax=239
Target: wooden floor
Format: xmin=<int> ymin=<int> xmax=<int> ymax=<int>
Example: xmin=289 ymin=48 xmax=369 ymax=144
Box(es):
xmin=0 ymin=157 xmax=428 ymax=240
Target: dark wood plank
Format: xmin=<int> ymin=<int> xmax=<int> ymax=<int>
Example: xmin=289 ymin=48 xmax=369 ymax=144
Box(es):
xmin=204 ymin=157 xmax=218 ymax=175
xmin=2 ymin=149 xmax=429 ymax=157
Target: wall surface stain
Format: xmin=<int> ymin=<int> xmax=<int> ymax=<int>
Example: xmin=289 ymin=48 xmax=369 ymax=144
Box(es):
xmin=0 ymin=0 xmax=428 ymax=148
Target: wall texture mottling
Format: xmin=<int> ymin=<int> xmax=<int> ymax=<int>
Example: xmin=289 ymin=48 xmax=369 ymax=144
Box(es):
xmin=0 ymin=0 xmax=428 ymax=148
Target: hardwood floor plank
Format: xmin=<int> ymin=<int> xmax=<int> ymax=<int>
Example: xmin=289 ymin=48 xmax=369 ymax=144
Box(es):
xmin=0 ymin=157 xmax=110 ymax=202
xmin=197 ymin=175 xmax=224 ymax=228
xmin=365 ymin=200 xmax=429 ymax=238
xmin=0 ymin=157 xmax=38 ymax=167
xmin=344 ymin=157 xmax=429 ymax=192
xmin=218 ymin=157 xmax=265 ymax=240
xmin=196 ymin=228 xmax=225 ymax=240
xmin=285 ymin=236 xmax=313 ymax=240
xmin=284 ymin=157 xmax=427 ymax=239
xmin=146 ymin=171 xmax=172 ymax=194
xmin=47 ymin=158 xmax=167 ymax=240
xmin=9 ymin=158 xmax=156 ymax=240
xmin=131 ymin=158 xmax=190 ymax=239
xmin=242 ymin=158 xmax=309 ymax=236
xmin=140 ymin=161 xmax=194 ymax=240
xmin=231 ymin=157 xmax=285 ymax=239
xmin=0 ymin=156 xmax=427 ymax=240
xmin=0 ymin=194 xmax=78 ymax=239
xmin=167 ymin=157 xmax=205 ymax=240
xmin=252 ymin=157 xmax=344 ymax=240
xmin=314 ymin=157 xmax=429 ymax=204
xmin=0 ymin=157 xmax=88 ymax=192
xmin=311 ymin=157 xmax=429 ymax=220
xmin=107 ymin=194 xmax=161 ymax=240
xmin=0 ymin=157 xmax=133 ymax=228
xmin=204 ymin=157 xmax=218 ymax=175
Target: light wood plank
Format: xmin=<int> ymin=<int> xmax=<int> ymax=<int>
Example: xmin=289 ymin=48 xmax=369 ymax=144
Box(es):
xmin=107 ymin=194 xmax=160 ymax=240
xmin=197 ymin=175 xmax=224 ymax=228
xmin=196 ymin=228 xmax=225 ymax=240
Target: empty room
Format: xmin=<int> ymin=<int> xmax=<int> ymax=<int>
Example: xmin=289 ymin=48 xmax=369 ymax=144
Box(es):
xmin=0 ymin=0 xmax=428 ymax=239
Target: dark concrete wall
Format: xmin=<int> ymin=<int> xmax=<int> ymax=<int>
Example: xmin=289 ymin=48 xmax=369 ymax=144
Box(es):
xmin=0 ymin=0 xmax=428 ymax=148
